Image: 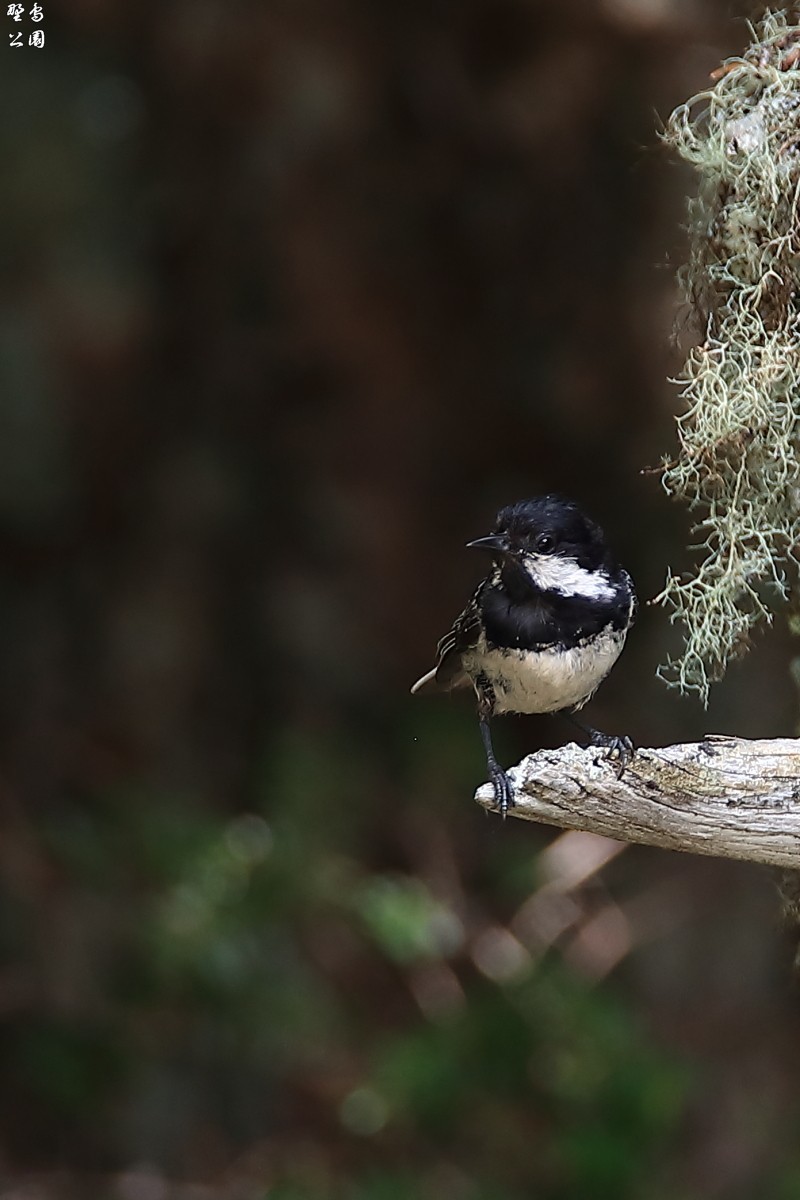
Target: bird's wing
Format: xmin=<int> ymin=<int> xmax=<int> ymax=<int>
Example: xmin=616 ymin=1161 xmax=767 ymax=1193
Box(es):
xmin=625 ymin=572 xmax=638 ymax=628
xmin=410 ymin=583 xmax=484 ymax=693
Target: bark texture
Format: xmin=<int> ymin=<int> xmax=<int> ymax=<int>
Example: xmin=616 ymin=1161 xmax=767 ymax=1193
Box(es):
xmin=474 ymin=737 xmax=800 ymax=869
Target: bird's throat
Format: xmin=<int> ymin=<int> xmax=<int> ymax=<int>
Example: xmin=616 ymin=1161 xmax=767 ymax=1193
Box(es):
xmin=498 ymin=557 xmax=536 ymax=602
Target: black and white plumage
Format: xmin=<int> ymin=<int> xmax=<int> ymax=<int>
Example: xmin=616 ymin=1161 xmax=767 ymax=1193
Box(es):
xmin=411 ymin=495 xmax=636 ymax=815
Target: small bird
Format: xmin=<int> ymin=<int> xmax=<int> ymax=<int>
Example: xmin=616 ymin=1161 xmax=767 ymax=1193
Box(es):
xmin=411 ymin=495 xmax=636 ymax=815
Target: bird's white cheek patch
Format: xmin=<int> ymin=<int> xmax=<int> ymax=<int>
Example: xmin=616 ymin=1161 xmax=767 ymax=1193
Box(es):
xmin=522 ymin=554 xmax=616 ymax=601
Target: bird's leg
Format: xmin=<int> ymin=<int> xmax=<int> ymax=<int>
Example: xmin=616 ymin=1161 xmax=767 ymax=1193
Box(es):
xmin=562 ymin=711 xmax=635 ymax=779
xmin=477 ymin=695 xmax=514 ymax=817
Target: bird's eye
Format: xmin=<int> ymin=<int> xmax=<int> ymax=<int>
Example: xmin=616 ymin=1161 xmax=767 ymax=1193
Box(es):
xmin=536 ymin=533 xmax=555 ymax=554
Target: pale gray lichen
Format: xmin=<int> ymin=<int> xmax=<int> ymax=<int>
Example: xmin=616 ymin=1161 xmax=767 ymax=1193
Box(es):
xmin=657 ymin=11 xmax=800 ymax=704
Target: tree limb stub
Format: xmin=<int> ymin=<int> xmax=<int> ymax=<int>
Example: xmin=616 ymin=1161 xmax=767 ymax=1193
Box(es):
xmin=474 ymin=737 xmax=800 ymax=870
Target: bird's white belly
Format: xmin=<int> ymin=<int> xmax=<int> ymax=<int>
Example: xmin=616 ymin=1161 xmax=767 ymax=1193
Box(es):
xmin=463 ymin=627 xmax=626 ymax=715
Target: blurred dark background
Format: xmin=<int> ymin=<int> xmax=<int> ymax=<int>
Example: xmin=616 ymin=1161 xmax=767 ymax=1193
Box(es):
xmin=1 ymin=1 xmax=799 ymax=1197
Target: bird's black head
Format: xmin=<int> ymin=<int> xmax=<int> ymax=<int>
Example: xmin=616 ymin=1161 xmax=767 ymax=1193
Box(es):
xmin=467 ymin=495 xmax=618 ymax=600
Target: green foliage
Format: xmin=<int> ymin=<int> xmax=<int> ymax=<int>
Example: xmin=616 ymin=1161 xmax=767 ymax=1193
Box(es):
xmin=0 ymin=715 xmax=698 ymax=1194
xmin=659 ymin=12 xmax=800 ymax=701
xmin=8 ymin=715 xmax=800 ymax=1197
xmin=354 ymin=875 xmax=464 ymax=964
xmin=365 ymin=966 xmax=689 ymax=1197
xmin=10 ymin=1019 xmax=126 ymax=1116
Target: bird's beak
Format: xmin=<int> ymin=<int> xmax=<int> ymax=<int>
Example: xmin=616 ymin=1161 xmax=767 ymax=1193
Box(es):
xmin=466 ymin=534 xmax=511 ymax=555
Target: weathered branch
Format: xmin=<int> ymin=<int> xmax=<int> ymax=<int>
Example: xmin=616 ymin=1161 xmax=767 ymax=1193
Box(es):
xmin=474 ymin=737 xmax=800 ymax=869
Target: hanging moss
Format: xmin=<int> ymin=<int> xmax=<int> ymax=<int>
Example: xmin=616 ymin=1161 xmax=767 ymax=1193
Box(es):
xmin=658 ymin=11 xmax=800 ymax=703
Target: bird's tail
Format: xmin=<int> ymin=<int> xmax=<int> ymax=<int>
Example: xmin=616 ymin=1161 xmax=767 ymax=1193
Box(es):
xmin=410 ymin=668 xmax=438 ymax=694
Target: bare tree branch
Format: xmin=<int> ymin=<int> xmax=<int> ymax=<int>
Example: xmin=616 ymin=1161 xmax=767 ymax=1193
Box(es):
xmin=474 ymin=737 xmax=800 ymax=869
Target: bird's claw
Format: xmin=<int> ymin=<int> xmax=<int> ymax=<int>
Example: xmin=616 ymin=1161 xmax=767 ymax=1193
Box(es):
xmin=489 ymin=764 xmax=515 ymax=818
xmin=589 ymin=731 xmax=635 ymax=779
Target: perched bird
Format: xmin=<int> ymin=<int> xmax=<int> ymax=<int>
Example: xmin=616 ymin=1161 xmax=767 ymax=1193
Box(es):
xmin=411 ymin=495 xmax=636 ymax=815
